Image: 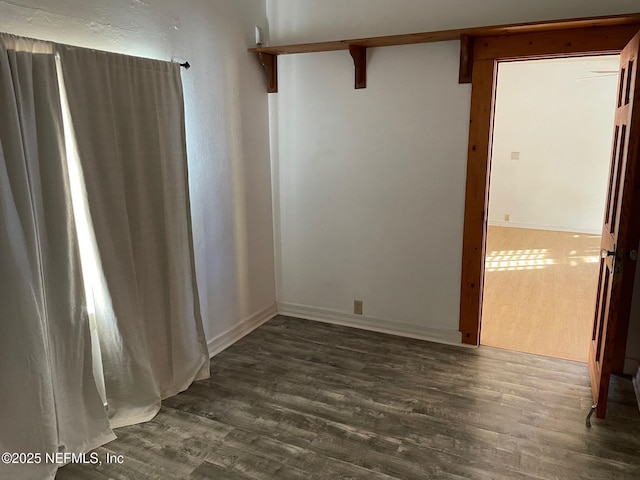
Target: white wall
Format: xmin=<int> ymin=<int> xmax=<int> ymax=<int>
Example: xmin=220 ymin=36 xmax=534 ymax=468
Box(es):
xmin=0 ymin=0 xmax=277 ymax=352
xmin=267 ymin=0 xmax=640 ymax=345
xmin=267 ymin=0 xmax=640 ymax=44
xmin=272 ymin=42 xmax=469 ymax=342
xmin=627 ymin=239 xmax=640 ymax=375
xmin=489 ymin=57 xmax=620 ymax=234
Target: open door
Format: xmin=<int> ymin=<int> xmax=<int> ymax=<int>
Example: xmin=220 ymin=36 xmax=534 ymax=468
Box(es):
xmin=589 ymin=30 xmax=640 ymax=421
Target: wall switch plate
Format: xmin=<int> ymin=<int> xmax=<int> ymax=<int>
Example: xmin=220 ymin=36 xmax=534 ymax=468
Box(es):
xmin=354 ymin=300 xmax=363 ymax=315
xmin=510 ymin=151 xmax=520 ymax=160
xmin=255 ymin=26 xmax=264 ymax=46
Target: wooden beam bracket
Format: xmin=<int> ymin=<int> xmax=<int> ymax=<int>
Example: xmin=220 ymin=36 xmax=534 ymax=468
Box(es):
xmin=249 ymin=13 xmax=640 ymax=56
xmin=459 ymin=35 xmax=475 ymax=84
xmin=258 ymin=52 xmax=278 ymax=93
xmin=248 ymin=14 xmax=640 ymax=92
xmin=349 ymin=45 xmax=367 ymax=89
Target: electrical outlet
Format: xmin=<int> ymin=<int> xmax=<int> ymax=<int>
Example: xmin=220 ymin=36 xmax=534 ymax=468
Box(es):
xmin=504 ymin=214 xmax=510 ymax=222
xmin=354 ymin=300 xmax=363 ymax=315
xmin=510 ymin=151 xmax=520 ymax=160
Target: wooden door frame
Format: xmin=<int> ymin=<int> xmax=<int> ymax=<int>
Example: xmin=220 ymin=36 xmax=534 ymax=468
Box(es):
xmin=459 ymin=23 xmax=640 ymax=346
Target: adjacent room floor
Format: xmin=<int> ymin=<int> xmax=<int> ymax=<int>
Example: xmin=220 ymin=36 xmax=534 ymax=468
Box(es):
xmin=57 ymin=316 xmax=640 ymax=479
xmin=482 ymin=226 xmax=602 ymax=362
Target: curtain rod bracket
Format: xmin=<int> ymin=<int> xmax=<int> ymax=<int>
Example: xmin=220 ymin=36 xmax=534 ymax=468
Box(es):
xmin=172 ymin=56 xmax=190 ymax=69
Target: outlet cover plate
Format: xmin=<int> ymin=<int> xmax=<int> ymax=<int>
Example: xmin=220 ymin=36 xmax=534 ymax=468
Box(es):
xmin=354 ymin=300 xmax=363 ymax=315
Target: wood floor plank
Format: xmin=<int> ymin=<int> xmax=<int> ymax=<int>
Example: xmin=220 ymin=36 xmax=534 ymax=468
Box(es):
xmin=233 ymin=330 xmax=590 ymax=403
xmin=190 ymin=461 xmax=251 ymax=480
xmin=224 ymin=331 xmax=639 ymax=450
xmin=101 ymin=430 xmax=201 ymax=478
xmin=481 ymin=226 xmax=600 ymax=362
xmin=151 ymin=407 xmax=399 ymax=480
xmin=188 ymin=348 xmax=636 ymax=476
xmin=231 ymin=337 xmax=587 ymax=411
xmin=54 ymin=463 xmax=113 ymax=480
xmin=207 ymin=355 xmax=640 ymax=475
xmin=261 ymin=316 xmax=592 ymax=381
xmin=57 ymin=316 xmax=640 ymax=480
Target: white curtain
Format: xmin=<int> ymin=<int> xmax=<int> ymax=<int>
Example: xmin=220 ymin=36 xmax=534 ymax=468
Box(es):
xmin=58 ymin=46 xmax=210 ymax=428
xmin=0 ymin=34 xmax=115 ymax=480
xmin=1 ymin=33 xmax=209 ymax=478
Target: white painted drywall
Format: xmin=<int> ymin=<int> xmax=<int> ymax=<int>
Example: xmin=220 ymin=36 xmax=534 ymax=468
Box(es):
xmin=627 ymin=238 xmax=640 ymax=375
xmin=488 ymin=57 xmax=620 ymax=234
xmin=267 ymin=0 xmax=640 ymax=45
xmin=267 ymin=0 xmax=640 ymax=343
xmin=0 ymin=0 xmax=277 ymax=347
xmin=272 ymin=42 xmax=470 ymax=339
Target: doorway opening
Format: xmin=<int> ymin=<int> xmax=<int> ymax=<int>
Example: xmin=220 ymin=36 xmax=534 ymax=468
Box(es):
xmin=480 ymin=56 xmax=621 ymax=362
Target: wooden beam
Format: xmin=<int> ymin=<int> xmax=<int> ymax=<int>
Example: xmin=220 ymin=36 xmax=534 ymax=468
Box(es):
xmin=459 ymin=35 xmax=474 ymax=84
xmin=251 ymin=15 xmax=640 ymax=92
xmin=349 ymin=45 xmax=367 ymax=89
xmin=248 ymin=13 xmax=640 ymax=56
xmin=473 ymin=24 xmax=640 ymax=60
xmin=258 ymin=53 xmax=278 ymax=93
xmin=459 ymin=59 xmax=497 ymax=345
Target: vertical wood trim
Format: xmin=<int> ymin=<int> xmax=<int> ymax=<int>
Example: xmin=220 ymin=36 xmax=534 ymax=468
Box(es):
xmin=459 ymin=35 xmax=474 ymax=84
xmin=349 ymin=45 xmax=367 ymax=89
xmin=459 ymin=58 xmax=497 ymax=345
xmin=473 ymin=25 xmax=640 ymax=61
xmin=258 ymin=53 xmax=278 ymax=93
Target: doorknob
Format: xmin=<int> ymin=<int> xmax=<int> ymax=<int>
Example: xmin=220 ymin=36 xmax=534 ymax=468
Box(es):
xmin=601 ymin=249 xmax=615 ymax=259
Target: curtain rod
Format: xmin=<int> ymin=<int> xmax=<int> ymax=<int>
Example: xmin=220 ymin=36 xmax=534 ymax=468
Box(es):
xmin=0 ymin=31 xmax=192 ymax=69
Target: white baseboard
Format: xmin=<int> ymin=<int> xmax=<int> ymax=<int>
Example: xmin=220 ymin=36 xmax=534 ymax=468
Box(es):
xmin=207 ymin=303 xmax=278 ymax=357
xmin=277 ymin=302 xmax=463 ymax=346
xmin=633 ymin=367 xmax=640 ymax=414
xmin=488 ymin=220 xmax=601 ymax=235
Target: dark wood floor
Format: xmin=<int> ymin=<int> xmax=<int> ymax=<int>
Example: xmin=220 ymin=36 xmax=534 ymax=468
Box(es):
xmin=57 ymin=315 xmax=640 ymax=480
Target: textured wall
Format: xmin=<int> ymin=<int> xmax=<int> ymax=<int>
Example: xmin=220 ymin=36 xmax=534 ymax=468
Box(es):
xmin=267 ymin=0 xmax=640 ymax=44
xmin=0 ymin=0 xmax=277 ymax=347
xmin=271 ymin=41 xmax=470 ymax=342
